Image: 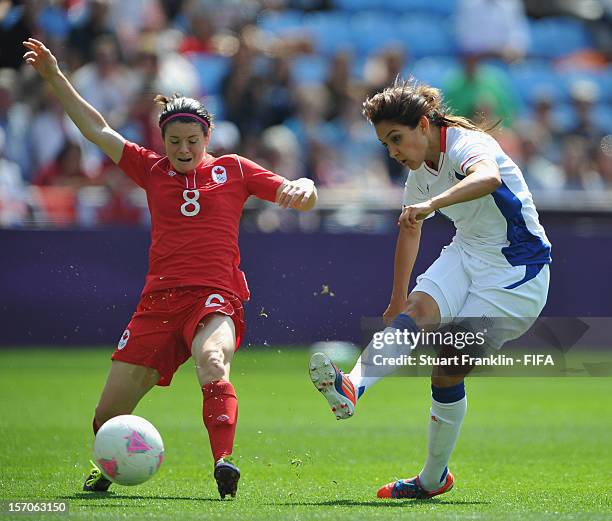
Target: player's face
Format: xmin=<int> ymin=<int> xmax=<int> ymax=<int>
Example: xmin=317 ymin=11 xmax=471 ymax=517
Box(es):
xmin=375 ymin=119 xmax=429 ymax=170
xmin=163 ymin=122 xmax=210 ymax=173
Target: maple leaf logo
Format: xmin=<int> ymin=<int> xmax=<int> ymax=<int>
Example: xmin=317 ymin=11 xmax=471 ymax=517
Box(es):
xmin=212 ymin=166 xmax=227 ymax=184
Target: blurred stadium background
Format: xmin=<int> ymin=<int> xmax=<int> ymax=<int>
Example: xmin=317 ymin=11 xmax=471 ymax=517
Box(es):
xmin=1 ymin=0 xmax=611 ymax=347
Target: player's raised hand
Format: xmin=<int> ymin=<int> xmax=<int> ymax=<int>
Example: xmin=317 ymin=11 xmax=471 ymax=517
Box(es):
xmin=23 ymin=39 xmax=60 ymax=80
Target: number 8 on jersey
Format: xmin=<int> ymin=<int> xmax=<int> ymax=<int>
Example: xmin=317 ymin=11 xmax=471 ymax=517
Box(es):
xmin=181 ymin=189 xmax=201 ymax=217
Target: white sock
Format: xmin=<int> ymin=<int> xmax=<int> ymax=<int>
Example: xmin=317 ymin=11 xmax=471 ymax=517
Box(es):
xmin=419 ymin=396 xmax=467 ymax=491
xmin=348 ymin=324 xmax=415 ymax=398
xmin=348 ymin=355 xmax=382 ymax=397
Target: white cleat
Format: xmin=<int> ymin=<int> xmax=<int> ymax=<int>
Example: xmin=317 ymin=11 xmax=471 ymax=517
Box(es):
xmin=309 ymin=352 xmax=356 ymax=420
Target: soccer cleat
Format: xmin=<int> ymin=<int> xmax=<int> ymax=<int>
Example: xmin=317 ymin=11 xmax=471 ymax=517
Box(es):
xmin=214 ymin=460 xmax=240 ymax=499
xmin=376 ymin=471 xmax=454 ymax=499
xmin=309 ymin=352 xmax=356 ymax=420
xmin=82 ymin=460 xmax=112 ymax=492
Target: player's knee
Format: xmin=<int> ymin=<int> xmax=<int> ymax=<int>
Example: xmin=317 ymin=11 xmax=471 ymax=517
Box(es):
xmin=198 ymin=346 xmax=227 ymax=381
xmin=404 ymin=297 xmax=431 ymax=328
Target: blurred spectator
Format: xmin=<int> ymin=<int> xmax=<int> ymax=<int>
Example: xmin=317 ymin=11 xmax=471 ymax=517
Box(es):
xmin=71 ymin=35 xmax=139 ymax=128
xmin=518 ymin=92 xmax=566 ymax=163
xmin=361 ymin=48 xmax=409 ymax=184
xmin=444 ymin=54 xmax=521 ymax=127
xmin=516 ymin=127 xmax=566 ymax=191
xmin=67 ymin=0 xmax=119 ymax=67
xmin=566 ymin=79 xmax=605 ymax=146
xmin=284 ymin=84 xmax=332 ymax=167
xmin=208 ymin=120 xmax=241 ymax=156
xmin=561 ymin=135 xmax=604 ymax=190
xmin=596 ymin=139 xmax=612 ymax=187
xmin=178 ymin=12 xmax=215 ymax=55
xmin=0 ymin=126 xmax=28 ymax=226
xmin=364 ymin=47 xmax=406 ymax=96
xmin=260 ymin=125 xmax=305 ymax=180
xmin=29 ymin=83 xmax=88 ymax=175
xmin=0 ymin=68 xmax=31 ymax=175
xmin=324 ymin=51 xmax=354 ymax=122
xmin=455 ymin=0 xmax=530 ymax=62
xmin=309 ymin=139 xmax=348 ymax=187
xmin=85 ymin=163 xmax=146 ymax=226
xmin=108 ymin=0 xmax=166 ymax=54
xmin=0 ymin=0 xmax=43 ymax=69
xmin=118 ymin=86 xmax=164 ymax=154
xmin=32 ymin=140 xmax=91 ymax=188
xmin=131 ymin=39 xmax=161 ymax=89
xmin=258 ymin=56 xmax=297 ymax=129
xmin=221 ymin=37 xmax=262 ymax=137
xmin=159 ymin=0 xmax=185 ymax=23
xmin=38 ymin=1 xmax=71 ymax=45
xmin=326 ymin=98 xmax=390 ymax=188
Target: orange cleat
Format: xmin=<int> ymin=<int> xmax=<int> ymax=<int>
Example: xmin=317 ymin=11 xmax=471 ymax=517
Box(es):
xmin=377 ymin=471 xmax=454 ymax=499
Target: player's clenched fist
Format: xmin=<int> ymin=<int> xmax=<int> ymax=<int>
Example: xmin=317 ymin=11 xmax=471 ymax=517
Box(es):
xmin=276 ymin=178 xmax=317 ymax=211
xmin=23 ymin=38 xmax=60 ymax=80
xmin=398 ymin=201 xmax=434 ymax=228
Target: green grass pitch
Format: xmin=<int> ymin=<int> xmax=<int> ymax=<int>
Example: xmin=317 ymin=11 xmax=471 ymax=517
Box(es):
xmin=1 ymin=347 xmax=611 ymax=520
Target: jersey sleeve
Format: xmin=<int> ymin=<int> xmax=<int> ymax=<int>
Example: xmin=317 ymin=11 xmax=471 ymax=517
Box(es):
xmin=402 ymin=172 xmax=435 ymax=220
xmin=118 ymin=141 xmax=161 ymax=189
xmin=235 ymin=155 xmax=285 ymax=202
xmin=447 ymin=130 xmax=497 ymax=175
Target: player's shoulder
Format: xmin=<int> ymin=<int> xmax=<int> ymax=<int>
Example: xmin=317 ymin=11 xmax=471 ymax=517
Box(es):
xmin=445 ymin=126 xmax=499 ymax=163
xmin=122 ymin=141 xmax=165 ymax=170
xmin=446 ymin=126 xmax=493 ymax=149
xmin=207 ymin=154 xmax=247 ymax=169
xmin=208 ymin=153 xmax=239 ymax=164
xmin=126 ymin=140 xmax=162 ymax=159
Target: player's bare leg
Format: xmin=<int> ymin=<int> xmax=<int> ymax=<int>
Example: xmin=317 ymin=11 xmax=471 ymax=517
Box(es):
xmin=191 ymin=314 xmax=240 ymax=499
xmin=95 ymin=361 xmax=161 ymax=427
xmin=84 ymin=361 xmax=161 ymax=491
xmin=310 ymin=292 xmax=440 ymax=419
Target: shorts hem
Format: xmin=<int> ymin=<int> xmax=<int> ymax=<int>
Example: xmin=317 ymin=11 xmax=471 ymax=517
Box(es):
xmin=412 ymin=277 xmax=454 ymax=326
xmin=110 ymin=352 xmax=170 ymax=386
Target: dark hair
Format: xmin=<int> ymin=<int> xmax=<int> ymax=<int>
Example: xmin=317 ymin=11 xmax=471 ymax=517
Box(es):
xmin=56 ymin=140 xmax=81 ymax=163
xmin=362 ymin=77 xmax=495 ymax=132
xmin=154 ymin=94 xmax=214 ymax=138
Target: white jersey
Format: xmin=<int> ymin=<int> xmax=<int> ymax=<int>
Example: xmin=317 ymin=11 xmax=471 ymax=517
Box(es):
xmin=403 ymin=126 xmax=551 ymax=268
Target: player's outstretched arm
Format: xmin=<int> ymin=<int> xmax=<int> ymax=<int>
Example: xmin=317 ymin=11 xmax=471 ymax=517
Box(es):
xmin=23 ymin=38 xmax=125 ymax=164
xmin=275 ymin=178 xmax=317 ymax=211
xmin=383 ymin=219 xmax=422 ymax=326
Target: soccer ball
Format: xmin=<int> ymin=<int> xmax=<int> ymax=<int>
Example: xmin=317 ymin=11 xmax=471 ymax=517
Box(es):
xmin=93 ymin=415 xmax=164 ymax=486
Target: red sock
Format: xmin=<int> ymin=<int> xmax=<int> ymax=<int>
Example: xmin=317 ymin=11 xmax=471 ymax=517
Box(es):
xmin=202 ymin=380 xmax=238 ymax=462
xmin=93 ymin=417 xmax=100 ymax=435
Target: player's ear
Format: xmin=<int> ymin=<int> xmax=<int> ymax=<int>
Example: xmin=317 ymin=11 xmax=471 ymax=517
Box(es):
xmin=419 ymin=115 xmax=430 ymax=135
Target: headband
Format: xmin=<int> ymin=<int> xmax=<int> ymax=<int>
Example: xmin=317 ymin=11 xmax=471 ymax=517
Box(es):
xmin=159 ymin=112 xmax=210 ymax=130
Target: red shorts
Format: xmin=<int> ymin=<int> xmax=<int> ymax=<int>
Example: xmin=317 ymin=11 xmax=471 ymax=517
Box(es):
xmin=111 ymin=286 xmax=245 ymax=386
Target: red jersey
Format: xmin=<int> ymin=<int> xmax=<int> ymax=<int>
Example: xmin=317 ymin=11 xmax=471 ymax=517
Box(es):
xmin=118 ymin=141 xmax=285 ymax=301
